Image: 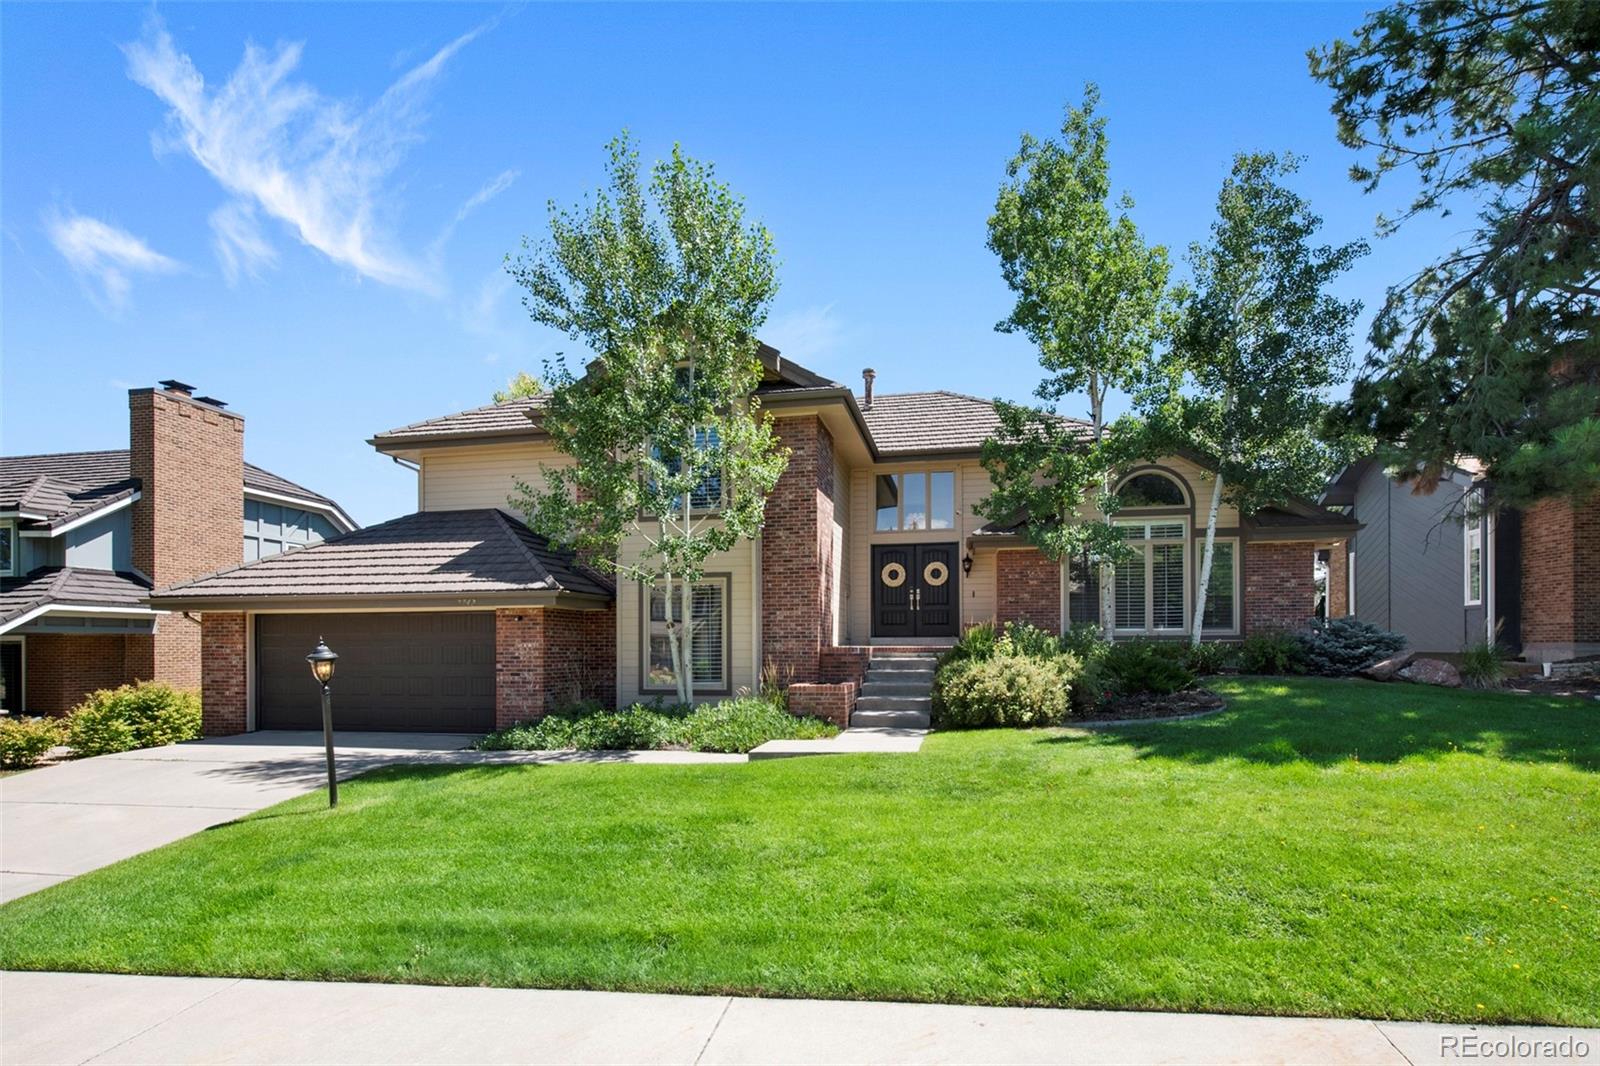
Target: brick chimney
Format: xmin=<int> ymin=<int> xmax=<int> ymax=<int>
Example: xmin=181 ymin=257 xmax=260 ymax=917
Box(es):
xmin=862 ymin=368 xmax=876 ymax=409
xmin=128 ymin=382 xmax=244 ymax=690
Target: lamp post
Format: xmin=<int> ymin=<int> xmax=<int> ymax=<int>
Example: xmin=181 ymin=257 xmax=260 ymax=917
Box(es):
xmin=305 ymin=638 xmax=339 ymax=807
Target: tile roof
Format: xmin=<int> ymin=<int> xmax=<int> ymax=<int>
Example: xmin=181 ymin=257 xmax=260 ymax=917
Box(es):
xmin=861 ymin=391 xmax=1093 ymax=456
xmin=150 ymin=509 xmax=613 ymax=605
xmin=372 ymin=397 xmax=548 ymax=444
xmin=0 ymin=450 xmax=347 ymax=528
xmin=0 ymin=567 xmax=153 ymax=632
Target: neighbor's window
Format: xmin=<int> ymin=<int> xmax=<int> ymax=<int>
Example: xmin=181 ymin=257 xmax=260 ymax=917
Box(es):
xmin=0 ymin=521 xmax=14 ymax=576
xmin=874 ymin=471 xmax=955 ymax=531
xmin=1464 ymin=510 xmax=1483 ymax=606
xmin=1113 ymin=520 xmax=1187 ymax=633
xmin=1116 ymin=472 xmax=1186 ymax=508
xmin=644 ymin=575 xmax=730 ymax=691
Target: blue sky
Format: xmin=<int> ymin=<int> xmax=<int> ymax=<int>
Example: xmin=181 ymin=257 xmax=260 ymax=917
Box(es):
xmin=1 ymin=2 xmax=1454 ymax=526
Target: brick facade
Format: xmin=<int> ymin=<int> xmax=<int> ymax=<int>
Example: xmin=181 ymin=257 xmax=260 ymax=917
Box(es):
xmin=129 ymin=387 xmax=245 ymax=693
xmin=23 ymin=633 xmax=147 ymax=716
xmin=199 ymin=612 xmax=247 ymax=736
xmin=996 ymin=548 xmax=1061 ymax=634
xmin=1521 ymin=494 xmax=1600 ymax=651
xmin=494 ymin=606 xmax=617 ymax=728
xmin=1243 ymin=542 xmax=1316 ymax=634
xmin=786 ymin=682 xmax=854 ymax=728
xmin=1325 ymin=543 xmax=1349 ymax=618
xmin=760 ymin=415 xmax=836 ymax=683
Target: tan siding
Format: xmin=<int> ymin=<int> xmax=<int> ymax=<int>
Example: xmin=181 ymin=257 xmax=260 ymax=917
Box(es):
xmin=417 ymin=442 xmax=572 ymax=512
xmin=615 ymin=534 xmax=756 ymax=706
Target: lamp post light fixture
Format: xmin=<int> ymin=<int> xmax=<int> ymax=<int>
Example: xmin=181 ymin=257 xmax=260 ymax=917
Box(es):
xmin=305 ymin=638 xmax=340 ymax=807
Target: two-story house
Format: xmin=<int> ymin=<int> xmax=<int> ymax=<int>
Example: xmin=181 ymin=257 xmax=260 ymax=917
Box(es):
xmin=150 ymin=350 xmax=1356 ymax=736
xmin=0 ymin=381 xmax=354 ymax=714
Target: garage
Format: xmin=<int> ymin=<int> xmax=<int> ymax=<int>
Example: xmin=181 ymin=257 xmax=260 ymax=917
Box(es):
xmin=256 ymin=612 xmax=495 ymax=732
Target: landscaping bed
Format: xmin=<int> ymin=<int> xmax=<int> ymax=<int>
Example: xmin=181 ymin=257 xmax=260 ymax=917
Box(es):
xmin=474 ymin=695 xmax=838 ymax=755
xmin=1 ymin=677 xmax=1595 ymax=1025
xmin=1086 ymin=687 xmax=1227 ymax=721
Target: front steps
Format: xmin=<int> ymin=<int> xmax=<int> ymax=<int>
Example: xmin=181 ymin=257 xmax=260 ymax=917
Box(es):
xmin=850 ymin=652 xmax=937 ymax=729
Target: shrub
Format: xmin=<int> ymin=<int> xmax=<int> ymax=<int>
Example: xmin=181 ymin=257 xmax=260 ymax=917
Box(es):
xmin=1069 ymin=656 xmax=1114 ymax=717
xmin=1239 ymin=629 xmax=1302 ymax=675
xmin=934 ymin=652 xmax=1075 ymax=729
xmin=682 ymin=696 xmax=836 ymax=753
xmin=1060 ymin=621 xmax=1109 ymax=662
xmin=1296 ymin=617 xmax=1406 ymax=676
xmin=1458 ymin=641 xmax=1506 ymax=689
xmin=65 ymin=682 xmax=201 ymax=756
xmin=474 ymin=696 xmax=837 ymax=754
xmin=1 ymin=716 xmax=64 ymax=770
xmin=998 ymin=621 xmax=1062 ymax=661
xmin=944 ymin=622 xmax=999 ymax=665
xmin=1101 ymin=640 xmax=1195 ymax=696
xmin=1185 ymin=641 xmax=1236 ymax=676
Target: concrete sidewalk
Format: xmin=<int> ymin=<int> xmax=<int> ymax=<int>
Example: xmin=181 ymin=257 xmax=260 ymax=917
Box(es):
xmin=3 ymin=972 xmax=1594 ymax=1066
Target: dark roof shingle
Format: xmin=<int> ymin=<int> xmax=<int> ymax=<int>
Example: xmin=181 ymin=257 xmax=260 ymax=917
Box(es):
xmin=150 ymin=509 xmax=613 ymax=605
xmin=0 ymin=568 xmax=153 ymax=632
xmin=372 ymin=397 xmax=548 ymax=444
xmin=860 ymin=391 xmax=1092 ymax=456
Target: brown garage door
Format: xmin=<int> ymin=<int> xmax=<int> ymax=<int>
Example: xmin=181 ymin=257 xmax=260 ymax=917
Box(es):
xmin=256 ymin=613 xmax=495 ymax=732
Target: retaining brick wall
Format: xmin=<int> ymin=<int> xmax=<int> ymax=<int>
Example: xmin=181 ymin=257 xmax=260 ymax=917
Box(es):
xmin=494 ymin=606 xmax=617 ymax=728
xmin=1244 ymin=542 xmax=1316 ymax=634
xmin=760 ymin=415 xmax=834 ymax=683
xmin=1522 ymin=494 xmax=1600 ymax=646
xmin=200 ymin=612 xmax=248 ymax=735
xmin=786 ymin=682 xmax=854 ymax=728
xmin=996 ymin=548 xmax=1061 ymax=634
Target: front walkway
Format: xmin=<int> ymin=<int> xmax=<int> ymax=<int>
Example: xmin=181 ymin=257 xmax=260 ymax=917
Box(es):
xmin=4 ymin=971 xmax=1593 ymax=1065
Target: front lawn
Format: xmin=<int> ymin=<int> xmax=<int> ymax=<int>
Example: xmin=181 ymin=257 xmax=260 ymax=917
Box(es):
xmin=2 ymin=677 xmax=1596 ymax=1024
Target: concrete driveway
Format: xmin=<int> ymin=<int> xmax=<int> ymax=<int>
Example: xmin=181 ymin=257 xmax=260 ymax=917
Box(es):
xmin=0 ymin=732 xmax=475 ymax=903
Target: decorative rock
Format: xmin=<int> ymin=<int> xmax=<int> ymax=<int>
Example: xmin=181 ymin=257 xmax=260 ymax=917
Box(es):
xmin=1398 ymin=658 xmax=1463 ymax=688
xmin=1360 ymin=653 xmax=1413 ymax=681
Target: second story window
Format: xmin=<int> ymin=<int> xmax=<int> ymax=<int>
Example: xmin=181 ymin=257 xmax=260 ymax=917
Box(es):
xmin=875 ymin=471 xmax=955 ymax=532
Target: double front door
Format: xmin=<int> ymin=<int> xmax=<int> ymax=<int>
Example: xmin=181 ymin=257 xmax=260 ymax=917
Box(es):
xmin=872 ymin=543 xmax=959 ymax=638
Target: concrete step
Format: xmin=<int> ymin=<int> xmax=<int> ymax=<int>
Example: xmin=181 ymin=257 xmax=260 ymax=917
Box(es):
xmin=866 ymin=662 xmax=935 ymax=677
xmin=849 ymin=709 xmax=931 ymax=729
xmin=854 ymin=694 xmax=933 ymax=713
xmin=859 ymin=681 xmax=933 ymax=698
xmin=870 ymin=651 xmax=942 ymax=662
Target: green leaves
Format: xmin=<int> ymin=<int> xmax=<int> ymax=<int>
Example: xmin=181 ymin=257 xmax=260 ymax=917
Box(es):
xmin=506 ymin=132 xmax=788 ymax=589
xmin=1311 ymin=0 xmax=1600 ymax=505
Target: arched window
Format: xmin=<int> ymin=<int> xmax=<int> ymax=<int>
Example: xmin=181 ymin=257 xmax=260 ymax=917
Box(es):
xmin=1116 ymin=472 xmax=1186 ymax=508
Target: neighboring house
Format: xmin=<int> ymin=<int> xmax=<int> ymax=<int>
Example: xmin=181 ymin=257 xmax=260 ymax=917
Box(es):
xmin=0 ymin=381 xmax=355 ymax=715
xmin=152 ymin=350 xmax=1357 ymax=736
xmin=1323 ymin=457 xmax=1600 ymax=662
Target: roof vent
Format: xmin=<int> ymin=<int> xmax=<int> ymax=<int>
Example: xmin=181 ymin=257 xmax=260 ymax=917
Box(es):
xmin=158 ymin=379 xmax=196 ymax=396
xmin=862 ymin=368 xmax=876 ymax=409
xmin=194 ymin=395 xmax=228 ymax=409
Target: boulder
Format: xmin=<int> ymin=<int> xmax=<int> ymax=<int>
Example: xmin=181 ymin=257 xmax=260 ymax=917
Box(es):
xmin=1360 ymin=653 xmax=1413 ymax=681
xmin=1398 ymin=658 xmax=1462 ymax=688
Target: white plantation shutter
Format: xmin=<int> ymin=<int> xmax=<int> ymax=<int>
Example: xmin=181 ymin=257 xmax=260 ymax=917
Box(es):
xmin=1151 ymin=543 xmax=1185 ymax=629
xmin=1113 ymin=520 xmax=1190 ymax=634
xmin=1115 ymin=561 xmax=1146 ymax=629
xmin=691 ymin=583 xmax=726 ymax=687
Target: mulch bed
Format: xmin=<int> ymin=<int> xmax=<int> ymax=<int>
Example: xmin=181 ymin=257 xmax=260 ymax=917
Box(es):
xmin=1504 ymin=674 xmax=1600 ymax=700
xmin=1085 ymin=688 xmax=1227 ymax=722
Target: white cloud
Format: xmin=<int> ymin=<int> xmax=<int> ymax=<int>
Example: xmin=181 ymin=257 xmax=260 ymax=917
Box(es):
xmin=431 ymin=168 xmax=518 ymax=257
xmin=762 ymin=304 xmax=845 ymax=363
xmin=123 ymin=16 xmax=490 ymax=292
xmin=46 ymin=211 xmax=181 ymax=310
xmin=210 ymin=201 xmax=277 ymax=284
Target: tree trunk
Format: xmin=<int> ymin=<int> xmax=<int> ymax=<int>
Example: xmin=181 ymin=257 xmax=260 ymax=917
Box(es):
xmin=1191 ymin=469 xmax=1224 ymax=647
xmin=679 ymin=575 xmax=695 ymax=705
xmin=1091 ymin=378 xmax=1116 ymax=643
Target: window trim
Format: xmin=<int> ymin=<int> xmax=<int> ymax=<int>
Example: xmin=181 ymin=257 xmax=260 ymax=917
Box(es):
xmin=1347 ymin=547 xmax=1357 ymax=616
xmin=0 ymin=520 xmax=15 ymax=577
xmin=640 ymin=572 xmax=733 ymax=697
xmin=1113 ymin=518 xmax=1190 ymax=636
xmin=1463 ymin=511 xmax=1483 ymax=607
xmin=1113 ymin=469 xmax=1190 ymax=510
xmin=873 ymin=469 xmax=958 ymax=533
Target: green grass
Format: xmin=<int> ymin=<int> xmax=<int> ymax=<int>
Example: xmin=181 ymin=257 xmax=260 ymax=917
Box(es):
xmin=2 ymin=677 xmax=1596 ymax=1024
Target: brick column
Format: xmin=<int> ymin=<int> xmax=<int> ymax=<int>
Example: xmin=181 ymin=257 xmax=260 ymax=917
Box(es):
xmin=1522 ymin=495 xmax=1600 ymax=652
xmin=1243 ymin=542 xmax=1316 ymax=634
xmin=760 ymin=416 xmax=833 ymax=683
xmin=996 ymin=548 xmax=1061 ymax=634
xmin=1325 ymin=543 xmax=1349 ymax=618
xmin=495 ymin=606 xmax=617 ymax=728
xmin=200 ymin=612 xmax=247 ymax=735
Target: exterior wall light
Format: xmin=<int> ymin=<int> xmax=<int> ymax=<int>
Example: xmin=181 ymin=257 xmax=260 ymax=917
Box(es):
xmin=961 ymin=552 xmax=974 ymax=577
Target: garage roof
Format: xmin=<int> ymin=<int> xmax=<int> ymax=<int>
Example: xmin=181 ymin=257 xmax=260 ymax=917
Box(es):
xmin=148 ymin=509 xmax=614 ymax=610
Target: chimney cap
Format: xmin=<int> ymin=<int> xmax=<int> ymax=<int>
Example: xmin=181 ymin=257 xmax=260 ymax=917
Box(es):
xmin=158 ymin=379 xmax=196 ymax=395
xmin=194 ymin=395 xmax=228 ymax=409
